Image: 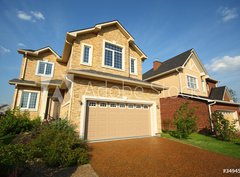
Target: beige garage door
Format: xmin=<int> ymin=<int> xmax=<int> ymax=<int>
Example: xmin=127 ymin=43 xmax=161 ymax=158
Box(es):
xmin=85 ymin=101 xmax=151 ymax=141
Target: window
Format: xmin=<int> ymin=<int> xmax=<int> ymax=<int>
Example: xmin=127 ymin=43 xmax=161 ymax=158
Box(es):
xmin=104 ymin=42 xmax=123 ymax=70
xmin=20 ymin=91 xmax=38 ymax=110
xmin=81 ymin=44 xmax=92 ymax=65
xmin=135 ymin=105 xmax=141 ymax=109
xmin=119 ymin=103 xmax=126 ymax=108
xmin=130 ymin=58 xmax=137 ymax=74
xmin=36 ymin=61 xmax=54 ymax=77
xmin=143 ymin=105 xmax=149 ymax=109
xmin=128 ymin=104 xmax=134 ymax=109
xmin=99 ymin=102 xmax=107 ymax=108
xmin=89 ymin=102 xmax=97 ymax=107
xmin=109 ymin=103 xmax=117 ymax=108
xmin=187 ymin=76 xmax=198 ymax=89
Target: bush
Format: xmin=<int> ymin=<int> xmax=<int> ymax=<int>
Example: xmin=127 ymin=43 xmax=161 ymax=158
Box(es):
xmin=212 ymin=111 xmax=237 ymax=141
xmin=170 ymin=102 xmax=197 ymax=139
xmin=0 ymin=109 xmax=41 ymax=138
xmin=30 ymin=119 xmax=89 ymax=167
xmin=0 ymin=144 xmax=27 ymax=167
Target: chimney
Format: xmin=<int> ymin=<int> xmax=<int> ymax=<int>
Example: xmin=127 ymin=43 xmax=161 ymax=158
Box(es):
xmin=153 ymin=59 xmax=162 ymax=71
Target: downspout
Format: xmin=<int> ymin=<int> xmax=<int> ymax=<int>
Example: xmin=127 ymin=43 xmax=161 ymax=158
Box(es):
xmin=208 ymin=101 xmax=216 ymax=132
xmin=65 ymin=75 xmax=73 ymax=120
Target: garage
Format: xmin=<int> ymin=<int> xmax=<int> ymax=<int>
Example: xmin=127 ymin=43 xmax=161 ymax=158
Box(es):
xmin=85 ymin=101 xmax=152 ymax=141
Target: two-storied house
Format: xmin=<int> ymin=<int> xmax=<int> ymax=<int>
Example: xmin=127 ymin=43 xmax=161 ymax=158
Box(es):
xmin=143 ymin=49 xmax=240 ymax=131
xmin=9 ymin=20 xmax=167 ymax=141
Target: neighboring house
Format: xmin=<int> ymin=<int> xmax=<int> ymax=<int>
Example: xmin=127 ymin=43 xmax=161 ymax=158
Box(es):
xmin=143 ymin=49 xmax=240 ymax=131
xmin=9 ymin=20 xmax=167 ymax=141
xmin=0 ymin=104 xmax=10 ymax=115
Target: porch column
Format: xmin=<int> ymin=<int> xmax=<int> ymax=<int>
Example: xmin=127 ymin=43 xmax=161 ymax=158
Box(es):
xmin=39 ymin=85 xmax=48 ymax=120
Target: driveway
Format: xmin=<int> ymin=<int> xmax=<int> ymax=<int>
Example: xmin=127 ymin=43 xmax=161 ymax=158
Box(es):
xmin=89 ymin=137 xmax=240 ymax=177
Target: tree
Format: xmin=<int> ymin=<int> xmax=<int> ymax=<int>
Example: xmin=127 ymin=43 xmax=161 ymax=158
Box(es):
xmin=228 ymin=88 xmax=238 ymax=102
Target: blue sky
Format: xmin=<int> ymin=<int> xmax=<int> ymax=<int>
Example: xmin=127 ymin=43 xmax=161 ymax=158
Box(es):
xmin=0 ymin=0 xmax=240 ymax=104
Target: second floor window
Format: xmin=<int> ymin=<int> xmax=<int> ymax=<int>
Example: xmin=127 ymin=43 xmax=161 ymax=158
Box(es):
xmin=36 ymin=61 xmax=54 ymax=77
xmin=20 ymin=91 xmax=38 ymax=109
xmin=187 ymin=75 xmax=198 ymax=89
xmin=81 ymin=44 xmax=93 ymax=65
xmin=130 ymin=58 xmax=137 ymax=74
xmin=104 ymin=42 xmax=123 ymax=69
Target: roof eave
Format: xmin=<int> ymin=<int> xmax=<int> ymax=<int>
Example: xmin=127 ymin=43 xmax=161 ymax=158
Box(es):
xmin=67 ymin=69 xmax=167 ymax=91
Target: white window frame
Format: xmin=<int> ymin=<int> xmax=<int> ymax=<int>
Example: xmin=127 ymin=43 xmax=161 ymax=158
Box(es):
xmin=186 ymin=75 xmax=198 ymax=90
xmin=35 ymin=60 xmax=54 ymax=77
xmin=89 ymin=102 xmax=97 ymax=107
xmin=119 ymin=103 xmax=126 ymax=109
xmin=128 ymin=104 xmax=134 ymax=109
xmin=130 ymin=57 xmax=138 ymax=75
xmin=99 ymin=102 xmax=107 ymax=108
xmin=109 ymin=103 xmax=117 ymax=108
xmin=102 ymin=40 xmax=125 ymax=71
xmin=19 ymin=90 xmax=40 ymax=111
xmin=80 ymin=43 xmax=93 ymax=66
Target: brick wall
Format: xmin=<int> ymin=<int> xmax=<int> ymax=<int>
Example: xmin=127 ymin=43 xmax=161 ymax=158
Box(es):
xmin=160 ymin=96 xmax=210 ymax=131
xmin=211 ymin=103 xmax=239 ymax=113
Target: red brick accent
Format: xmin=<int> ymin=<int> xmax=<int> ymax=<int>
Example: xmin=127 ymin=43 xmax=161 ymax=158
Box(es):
xmin=160 ymin=96 xmax=210 ymax=131
xmin=206 ymin=81 xmax=216 ymax=94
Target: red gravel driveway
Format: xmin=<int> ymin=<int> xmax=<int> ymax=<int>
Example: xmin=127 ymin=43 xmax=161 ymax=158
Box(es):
xmin=89 ymin=137 xmax=240 ymax=177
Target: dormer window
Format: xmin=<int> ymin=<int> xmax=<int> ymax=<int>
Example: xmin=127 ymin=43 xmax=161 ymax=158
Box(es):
xmin=187 ymin=75 xmax=198 ymax=89
xmin=81 ymin=43 xmax=93 ymax=66
xmin=103 ymin=42 xmax=123 ymax=70
xmin=36 ymin=61 xmax=54 ymax=77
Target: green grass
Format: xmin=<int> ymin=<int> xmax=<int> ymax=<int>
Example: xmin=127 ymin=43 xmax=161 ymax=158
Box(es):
xmin=161 ymin=132 xmax=240 ymax=159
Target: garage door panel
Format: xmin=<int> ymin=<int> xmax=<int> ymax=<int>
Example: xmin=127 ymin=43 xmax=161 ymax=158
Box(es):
xmin=86 ymin=102 xmax=151 ymax=141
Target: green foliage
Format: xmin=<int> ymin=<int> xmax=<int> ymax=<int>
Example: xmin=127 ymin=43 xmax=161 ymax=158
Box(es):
xmin=0 ymin=109 xmax=41 ymax=138
xmin=212 ymin=111 xmax=237 ymax=141
xmin=170 ymin=102 xmax=197 ymax=139
xmin=228 ymin=88 xmax=238 ymax=102
xmin=0 ymin=144 xmax=27 ymax=168
xmin=30 ymin=119 xmax=89 ymax=167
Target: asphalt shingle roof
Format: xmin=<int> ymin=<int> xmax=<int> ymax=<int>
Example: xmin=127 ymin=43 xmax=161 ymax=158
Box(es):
xmin=143 ymin=49 xmax=193 ymax=80
xmin=209 ymin=86 xmax=226 ymax=100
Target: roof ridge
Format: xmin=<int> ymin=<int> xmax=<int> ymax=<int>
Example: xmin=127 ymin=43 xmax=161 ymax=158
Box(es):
xmin=161 ymin=48 xmax=193 ymax=63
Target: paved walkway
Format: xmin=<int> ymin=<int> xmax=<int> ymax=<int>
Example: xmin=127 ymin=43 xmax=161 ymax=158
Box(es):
xmin=89 ymin=137 xmax=240 ymax=177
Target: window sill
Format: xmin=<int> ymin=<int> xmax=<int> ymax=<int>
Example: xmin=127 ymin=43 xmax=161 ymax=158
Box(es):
xmin=80 ymin=62 xmax=92 ymax=66
xmin=187 ymin=87 xmax=199 ymax=92
xmin=130 ymin=72 xmax=138 ymax=76
xmin=20 ymin=108 xmax=38 ymax=112
xmin=102 ymin=65 xmax=125 ymax=72
xmin=36 ymin=74 xmax=53 ymax=78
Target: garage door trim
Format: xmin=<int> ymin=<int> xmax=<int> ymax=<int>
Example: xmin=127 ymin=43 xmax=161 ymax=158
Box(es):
xmin=79 ymin=95 xmax=158 ymax=139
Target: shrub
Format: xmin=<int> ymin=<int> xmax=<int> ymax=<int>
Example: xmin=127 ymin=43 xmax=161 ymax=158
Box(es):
xmin=0 ymin=144 xmax=28 ymax=176
xmin=212 ymin=111 xmax=237 ymax=141
xmin=0 ymin=109 xmax=41 ymax=137
xmin=170 ymin=102 xmax=197 ymax=139
xmin=30 ymin=119 xmax=89 ymax=167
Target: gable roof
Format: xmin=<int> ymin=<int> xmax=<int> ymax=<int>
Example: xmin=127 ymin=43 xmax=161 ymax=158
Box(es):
xmin=18 ymin=46 xmax=61 ymax=60
xmin=209 ymin=86 xmax=227 ymax=100
xmin=143 ymin=48 xmax=208 ymax=81
xmin=62 ymin=20 xmax=147 ymax=63
xmin=143 ymin=49 xmax=192 ymax=80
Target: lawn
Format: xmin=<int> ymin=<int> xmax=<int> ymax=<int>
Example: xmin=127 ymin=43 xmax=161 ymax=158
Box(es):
xmin=161 ymin=132 xmax=240 ymax=159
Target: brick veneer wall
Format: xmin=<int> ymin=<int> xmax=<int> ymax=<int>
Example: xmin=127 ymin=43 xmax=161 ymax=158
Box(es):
xmin=211 ymin=103 xmax=239 ymax=113
xmin=160 ymin=96 xmax=210 ymax=131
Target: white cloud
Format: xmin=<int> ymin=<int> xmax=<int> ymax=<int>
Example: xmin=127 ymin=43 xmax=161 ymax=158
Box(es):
xmin=0 ymin=46 xmax=11 ymax=55
xmin=17 ymin=10 xmax=45 ymax=22
xmin=205 ymin=55 xmax=240 ymax=72
xmin=17 ymin=43 xmax=26 ymax=47
xmin=31 ymin=11 xmax=45 ymax=20
xmin=17 ymin=11 xmax=32 ymax=21
xmin=217 ymin=7 xmax=238 ymax=22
